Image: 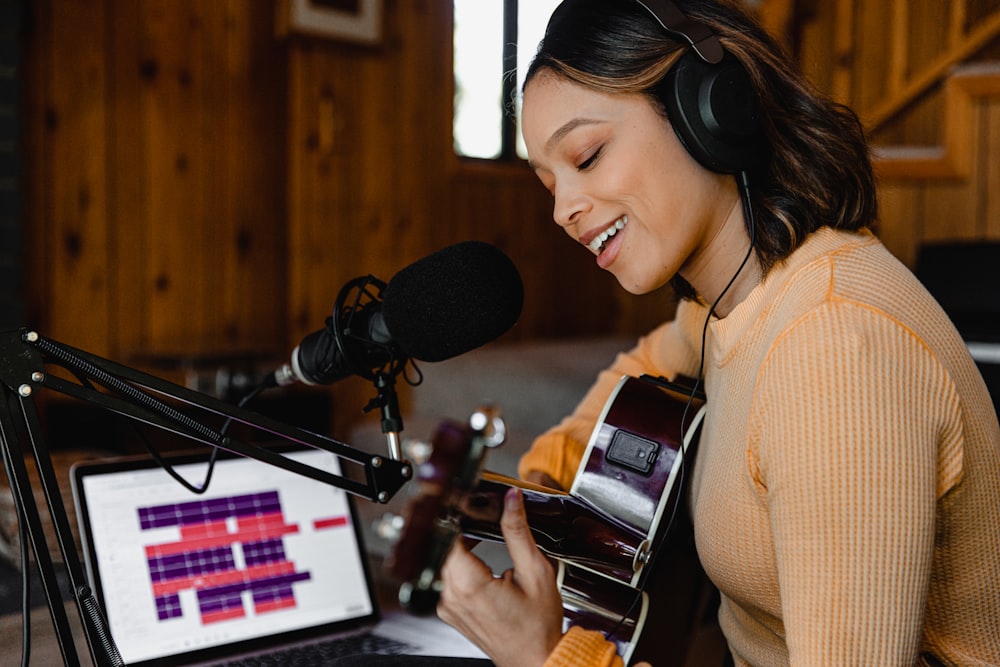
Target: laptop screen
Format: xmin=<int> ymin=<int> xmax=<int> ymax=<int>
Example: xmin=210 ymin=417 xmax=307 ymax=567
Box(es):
xmin=71 ymin=447 xmax=381 ymax=666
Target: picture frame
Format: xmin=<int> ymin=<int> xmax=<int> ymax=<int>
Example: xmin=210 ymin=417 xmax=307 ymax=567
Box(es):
xmin=279 ymin=0 xmax=384 ymax=45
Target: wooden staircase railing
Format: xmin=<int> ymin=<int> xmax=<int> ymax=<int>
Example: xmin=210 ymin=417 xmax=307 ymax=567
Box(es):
xmin=819 ymin=0 xmax=1000 ymax=180
xmin=861 ymin=3 xmax=1000 ymax=132
xmin=873 ymin=61 xmax=1000 ymax=179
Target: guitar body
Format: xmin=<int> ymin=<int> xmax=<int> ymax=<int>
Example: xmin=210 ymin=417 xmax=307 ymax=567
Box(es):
xmin=388 ymin=375 xmax=706 ymax=664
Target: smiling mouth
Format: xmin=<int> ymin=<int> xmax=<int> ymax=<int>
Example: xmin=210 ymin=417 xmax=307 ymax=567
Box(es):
xmin=587 ymin=215 xmax=628 ymax=255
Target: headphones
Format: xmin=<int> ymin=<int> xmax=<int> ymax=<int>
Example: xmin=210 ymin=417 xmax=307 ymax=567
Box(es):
xmin=634 ymin=0 xmax=767 ymax=174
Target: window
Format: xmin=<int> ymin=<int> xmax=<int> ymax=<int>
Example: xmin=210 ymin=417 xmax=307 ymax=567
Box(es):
xmin=453 ymin=0 xmax=562 ymax=160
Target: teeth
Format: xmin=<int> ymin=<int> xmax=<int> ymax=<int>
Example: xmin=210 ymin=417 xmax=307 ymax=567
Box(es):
xmin=588 ymin=216 xmax=628 ymax=254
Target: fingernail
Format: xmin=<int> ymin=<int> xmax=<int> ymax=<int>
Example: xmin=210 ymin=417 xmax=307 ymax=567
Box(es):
xmin=505 ymin=487 xmax=521 ymax=511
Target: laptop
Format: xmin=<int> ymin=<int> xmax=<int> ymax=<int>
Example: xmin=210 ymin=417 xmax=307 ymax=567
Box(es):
xmin=70 ymin=446 xmax=486 ymax=666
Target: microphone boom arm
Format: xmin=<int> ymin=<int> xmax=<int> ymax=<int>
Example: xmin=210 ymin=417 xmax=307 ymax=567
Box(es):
xmin=0 ymin=327 xmax=413 ymax=666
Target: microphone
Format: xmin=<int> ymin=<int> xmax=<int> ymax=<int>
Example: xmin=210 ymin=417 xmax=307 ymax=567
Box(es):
xmin=271 ymin=241 xmax=524 ymax=386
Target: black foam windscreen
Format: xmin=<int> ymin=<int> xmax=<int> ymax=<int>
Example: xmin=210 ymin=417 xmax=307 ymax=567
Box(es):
xmin=381 ymin=241 xmax=524 ymax=362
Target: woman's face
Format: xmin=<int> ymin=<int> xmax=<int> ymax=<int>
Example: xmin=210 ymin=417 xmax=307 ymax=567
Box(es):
xmin=522 ymin=70 xmax=739 ymax=295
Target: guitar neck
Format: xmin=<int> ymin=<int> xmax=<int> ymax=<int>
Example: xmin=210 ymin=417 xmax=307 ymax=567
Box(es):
xmin=459 ymin=472 xmax=648 ymax=584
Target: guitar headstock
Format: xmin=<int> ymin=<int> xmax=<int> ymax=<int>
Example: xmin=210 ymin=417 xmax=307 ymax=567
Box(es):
xmin=384 ymin=405 xmax=505 ymax=614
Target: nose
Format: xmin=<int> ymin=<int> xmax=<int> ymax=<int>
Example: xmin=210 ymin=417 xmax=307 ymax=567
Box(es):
xmin=552 ymin=179 xmax=590 ymax=230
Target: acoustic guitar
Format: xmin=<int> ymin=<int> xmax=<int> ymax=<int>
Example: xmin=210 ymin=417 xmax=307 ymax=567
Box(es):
xmin=386 ymin=374 xmax=706 ymax=664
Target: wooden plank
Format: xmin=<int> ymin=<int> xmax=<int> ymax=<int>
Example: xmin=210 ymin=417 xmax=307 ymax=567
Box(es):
xmin=758 ymin=0 xmax=795 ymax=47
xmin=949 ymin=0 xmax=967 ymax=48
xmin=873 ymin=63 xmax=1000 ymax=180
xmin=140 ymin=0 xmax=208 ymax=352
xmin=107 ymin=0 xmax=146 ymax=358
xmin=875 ymin=181 xmax=924 ymax=268
xmin=196 ymin=0 xmax=286 ymax=356
xmin=20 ymin=0 xmax=53 ymax=334
xmin=196 ymin=0 xmax=230 ymax=353
xmin=863 ymin=6 xmax=1000 ymax=130
xmin=918 ymin=100 xmax=983 ymax=243
xmin=224 ymin=0 xmax=288 ymax=353
xmin=831 ymin=0 xmax=855 ymax=104
xmin=46 ymin=0 xmax=112 ymax=356
xmin=888 ymin=0 xmax=909 ymax=97
xmin=983 ymin=99 xmax=1000 ymax=237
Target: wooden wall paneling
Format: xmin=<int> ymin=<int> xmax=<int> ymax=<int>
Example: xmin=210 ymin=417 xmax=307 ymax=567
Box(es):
xmin=287 ymin=45 xmax=352 ymax=344
xmin=448 ymin=169 xmax=567 ymax=340
xmin=206 ymin=0 xmax=287 ymax=356
xmin=796 ymin=0 xmax=838 ymax=94
xmin=861 ymin=6 xmax=1000 ymax=132
xmin=981 ymin=100 xmax=1000 ymax=236
xmin=919 ymin=181 xmax=981 ymax=243
xmin=875 ymin=181 xmax=924 ymax=268
xmin=287 ymin=1 xmax=463 ymax=345
xmin=757 ymin=0 xmax=795 ymax=48
xmin=886 ymin=0 xmax=909 ymax=99
xmin=116 ymin=0 xmax=287 ymax=361
xmin=376 ymin=0 xmax=453 ymax=274
xmin=140 ymin=0 xmax=212 ymax=352
xmin=285 ymin=39 xmax=401 ymax=436
xmin=917 ymin=99 xmax=984 ymax=244
xmin=43 ymin=0 xmax=113 ymax=356
xmin=852 ymin=0 xmax=899 ymax=114
xmin=21 ymin=1 xmax=52 ymax=333
xmin=107 ymin=0 xmax=146 ymax=358
xmin=831 ymin=0 xmax=854 ymax=105
xmin=200 ymin=1 xmax=240 ymax=354
xmin=906 ymin=1 xmax=950 ymax=77
xmin=196 ymin=1 xmax=229 ymax=353
xmin=949 ymin=0 xmax=968 ymax=48
xmin=968 ymin=0 xmax=1000 ymax=27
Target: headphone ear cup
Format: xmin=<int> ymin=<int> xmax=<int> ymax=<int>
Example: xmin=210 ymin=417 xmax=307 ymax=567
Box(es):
xmin=663 ymin=51 xmax=767 ymax=174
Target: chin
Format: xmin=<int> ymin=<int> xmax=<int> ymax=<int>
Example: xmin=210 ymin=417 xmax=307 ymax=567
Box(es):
xmin=615 ymin=277 xmax=654 ymax=296
xmin=614 ymin=271 xmax=672 ymax=296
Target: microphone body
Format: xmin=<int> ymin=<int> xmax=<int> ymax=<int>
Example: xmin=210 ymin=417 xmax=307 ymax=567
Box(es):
xmin=272 ymin=241 xmax=523 ymax=386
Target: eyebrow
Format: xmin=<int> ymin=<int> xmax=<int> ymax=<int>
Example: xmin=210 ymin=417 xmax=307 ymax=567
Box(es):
xmin=527 ymin=117 xmax=605 ymax=171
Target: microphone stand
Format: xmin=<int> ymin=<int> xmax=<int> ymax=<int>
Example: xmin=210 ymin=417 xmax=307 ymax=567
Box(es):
xmin=367 ymin=373 xmax=405 ymax=461
xmin=0 ymin=328 xmax=414 ymax=667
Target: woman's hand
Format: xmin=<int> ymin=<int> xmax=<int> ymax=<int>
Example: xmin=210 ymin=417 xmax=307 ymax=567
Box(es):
xmin=437 ymin=487 xmax=565 ymax=667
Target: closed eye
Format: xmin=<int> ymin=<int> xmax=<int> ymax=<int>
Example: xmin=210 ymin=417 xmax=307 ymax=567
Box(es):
xmin=578 ymin=146 xmax=603 ymax=170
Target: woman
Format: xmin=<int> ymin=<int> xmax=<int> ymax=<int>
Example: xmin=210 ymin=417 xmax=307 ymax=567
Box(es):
xmin=436 ymin=1 xmax=1000 ymax=666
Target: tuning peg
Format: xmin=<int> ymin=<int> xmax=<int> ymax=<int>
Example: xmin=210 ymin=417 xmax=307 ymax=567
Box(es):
xmin=402 ymin=437 xmax=433 ymax=464
xmin=470 ymin=404 xmax=506 ymax=448
xmin=373 ymin=512 xmax=405 ymax=542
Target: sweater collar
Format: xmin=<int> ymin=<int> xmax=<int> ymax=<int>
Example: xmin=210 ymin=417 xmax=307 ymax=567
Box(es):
xmin=706 ymin=226 xmax=876 ymax=363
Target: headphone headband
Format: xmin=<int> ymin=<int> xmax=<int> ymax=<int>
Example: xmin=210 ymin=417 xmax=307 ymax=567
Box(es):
xmin=633 ymin=0 xmax=724 ymax=64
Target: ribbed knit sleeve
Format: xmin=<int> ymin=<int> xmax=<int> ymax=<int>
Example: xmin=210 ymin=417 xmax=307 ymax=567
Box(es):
xmin=542 ymin=626 xmax=624 ymax=667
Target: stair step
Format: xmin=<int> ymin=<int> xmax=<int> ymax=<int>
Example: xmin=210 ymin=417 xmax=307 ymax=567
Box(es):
xmin=873 ymin=61 xmax=1000 ymax=180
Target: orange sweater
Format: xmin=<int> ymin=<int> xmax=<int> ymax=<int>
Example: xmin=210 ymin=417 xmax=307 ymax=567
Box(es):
xmin=520 ymin=228 xmax=1000 ymax=666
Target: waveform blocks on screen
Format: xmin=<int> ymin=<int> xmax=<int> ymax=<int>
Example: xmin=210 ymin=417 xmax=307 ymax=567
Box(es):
xmin=138 ymin=490 xmax=311 ymax=625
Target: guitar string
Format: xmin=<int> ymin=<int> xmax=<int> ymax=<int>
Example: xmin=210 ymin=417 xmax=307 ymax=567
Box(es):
xmin=604 ymin=170 xmax=757 ymax=649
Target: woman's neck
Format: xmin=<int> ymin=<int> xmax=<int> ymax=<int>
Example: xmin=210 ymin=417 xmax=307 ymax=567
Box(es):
xmin=682 ymin=195 xmax=761 ymax=318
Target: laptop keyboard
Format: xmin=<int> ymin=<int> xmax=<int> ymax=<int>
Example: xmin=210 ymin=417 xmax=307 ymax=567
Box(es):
xmin=210 ymin=633 xmax=413 ymax=666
